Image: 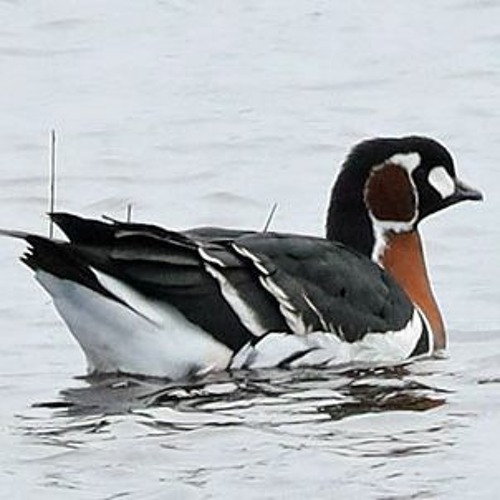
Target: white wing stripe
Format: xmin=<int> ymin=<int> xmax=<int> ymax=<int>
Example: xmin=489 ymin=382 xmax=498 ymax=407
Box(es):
xmin=198 ymin=246 xmax=227 ymax=268
xmin=258 ymin=275 xmax=310 ymax=335
xmin=231 ymin=244 xmax=270 ymax=275
xmin=202 ymin=262 xmax=268 ymax=337
xmin=302 ymin=292 xmax=330 ymax=331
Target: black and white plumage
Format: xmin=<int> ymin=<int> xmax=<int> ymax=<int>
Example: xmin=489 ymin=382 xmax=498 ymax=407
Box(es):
xmin=1 ymin=136 xmax=482 ymax=379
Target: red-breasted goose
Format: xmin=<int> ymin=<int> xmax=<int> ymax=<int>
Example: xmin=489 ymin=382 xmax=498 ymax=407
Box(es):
xmin=1 ymin=136 xmax=482 ymax=379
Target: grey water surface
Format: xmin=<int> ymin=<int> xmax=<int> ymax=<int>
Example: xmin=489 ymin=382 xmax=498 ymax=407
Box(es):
xmin=0 ymin=1 xmax=499 ymax=498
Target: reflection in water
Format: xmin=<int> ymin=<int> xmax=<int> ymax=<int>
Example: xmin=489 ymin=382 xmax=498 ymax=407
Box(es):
xmin=20 ymin=362 xmax=458 ymax=486
xmin=30 ymin=365 xmax=448 ymax=431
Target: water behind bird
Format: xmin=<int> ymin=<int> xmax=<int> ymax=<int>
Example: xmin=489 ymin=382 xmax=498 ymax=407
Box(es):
xmin=0 ymin=1 xmax=499 ymax=498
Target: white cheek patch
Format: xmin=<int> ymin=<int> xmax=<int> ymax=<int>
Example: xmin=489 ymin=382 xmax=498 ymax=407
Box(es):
xmin=428 ymin=166 xmax=455 ymax=199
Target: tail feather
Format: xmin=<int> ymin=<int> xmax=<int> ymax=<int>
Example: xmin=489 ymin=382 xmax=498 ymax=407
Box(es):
xmin=50 ymin=212 xmax=116 ymax=245
xmin=0 ymin=228 xmax=33 ymax=240
xmin=0 ymin=225 xmax=109 ymax=294
xmin=20 ymin=234 xmax=120 ymax=305
xmin=49 ymin=212 xmax=184 ymax=245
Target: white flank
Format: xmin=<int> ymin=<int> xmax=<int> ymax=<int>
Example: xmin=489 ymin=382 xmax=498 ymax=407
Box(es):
xmin=231 ymin=332 xmax=314 ymax=369
xmin=35 ymin=270 xmax=232 ymax=379
xmin=428 ymin=166 xmax=455 ymax=199
xmin=34 ymin=264 xmax=433 ymax=378
xmin=231 ymin=308 xmax=432 ymax=370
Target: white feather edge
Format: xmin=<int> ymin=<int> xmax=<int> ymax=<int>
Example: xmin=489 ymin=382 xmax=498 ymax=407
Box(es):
xmin=199 ymin=245 xmax=316 ymax=338
xmin=231 ymin=243 xmax=312 ymax=335
xmin=201 ymin=261 xmax=269 ymax=337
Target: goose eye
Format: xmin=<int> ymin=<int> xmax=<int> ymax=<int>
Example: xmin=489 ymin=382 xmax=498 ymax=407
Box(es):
xmin=428 ymin=166 xmax=455 ymax=199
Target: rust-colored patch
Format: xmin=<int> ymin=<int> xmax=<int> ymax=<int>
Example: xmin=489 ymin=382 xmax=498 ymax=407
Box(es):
xmin=381 ymin=230 xmax=446 ymax=350
xmin=364 ymin=163 xmax=416 ymax=222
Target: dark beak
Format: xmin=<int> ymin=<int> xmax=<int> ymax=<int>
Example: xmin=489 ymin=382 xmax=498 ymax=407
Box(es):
xmin=448 ymin=178 xmax=483 ymax=205
xmin=417 ymin=177 xmax=483 ymax=224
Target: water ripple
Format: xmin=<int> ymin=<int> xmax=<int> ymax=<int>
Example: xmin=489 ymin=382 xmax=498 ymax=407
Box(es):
xmin=26 ymin=365 xmax=451 ymax=444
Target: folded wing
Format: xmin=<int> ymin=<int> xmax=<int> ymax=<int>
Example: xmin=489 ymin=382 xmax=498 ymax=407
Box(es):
xmin=14 ymin=213 xmax=420 ymax=368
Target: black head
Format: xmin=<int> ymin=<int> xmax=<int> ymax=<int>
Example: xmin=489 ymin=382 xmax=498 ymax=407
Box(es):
xmin=326 ymin=136 xmax=482 ymax=258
